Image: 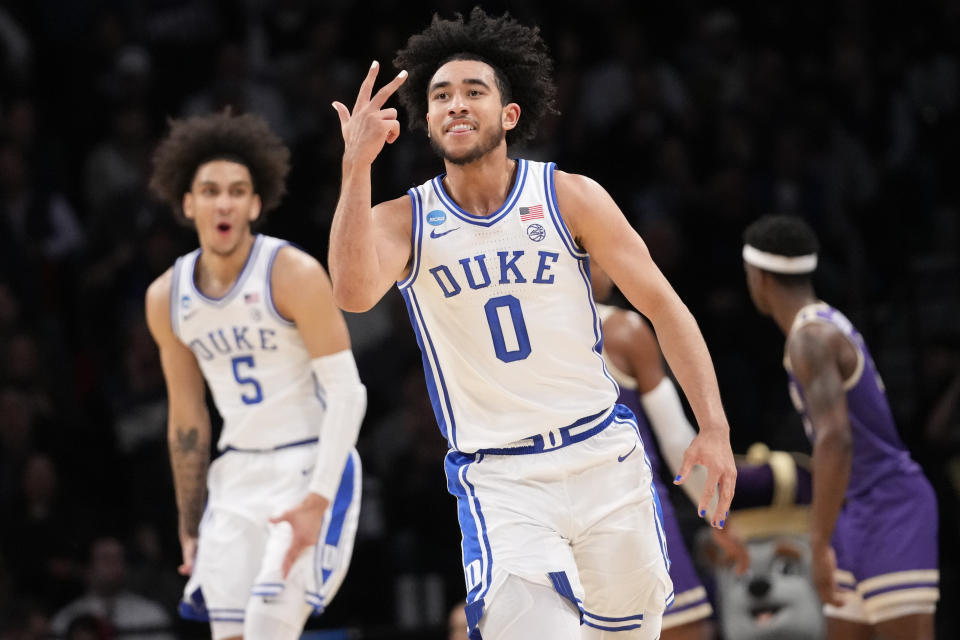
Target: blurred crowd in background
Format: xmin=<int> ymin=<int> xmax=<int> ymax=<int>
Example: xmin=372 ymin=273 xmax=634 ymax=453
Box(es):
xmin=0 ymin=0 xmax=957 ymax=638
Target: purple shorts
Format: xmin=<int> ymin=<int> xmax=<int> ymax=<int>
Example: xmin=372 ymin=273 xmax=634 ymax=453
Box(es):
xmin=828 ymin=470 xmax=939 ymax=623
xmin=656 ymin=476 xmax=713 ymax=629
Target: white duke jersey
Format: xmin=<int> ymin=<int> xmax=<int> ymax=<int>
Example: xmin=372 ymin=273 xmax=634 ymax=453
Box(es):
xmin=399 ymin=159 xmax=619 ymax=453
xmin=170 ymin=234 xmax=324 ymax=451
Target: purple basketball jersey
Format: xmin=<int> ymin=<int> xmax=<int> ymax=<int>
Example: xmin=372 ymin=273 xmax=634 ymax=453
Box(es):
xmin=784 ymin=304 xmax=938 ymax=616
xmin=784 ymin=303 xmax=920 ymax=498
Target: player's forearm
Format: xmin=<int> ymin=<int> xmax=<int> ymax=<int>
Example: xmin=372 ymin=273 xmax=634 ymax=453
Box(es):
xmin=308 ymin=351 xmax=366 ymax=499
xmin=641 ymin=378 xmax=705 ymax=505
xmin=649 ymin=302 xmax=729 ymax=432
xmin=810 ymin=426 xmax=851 ymax=548
xmin=167 ymin=420 xmax=211 ymax=536
xmin=329 ymin=161 xmax=384 ymax=311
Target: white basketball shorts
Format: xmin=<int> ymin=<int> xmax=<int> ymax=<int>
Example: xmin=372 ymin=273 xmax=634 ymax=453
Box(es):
xmin=179 ymin=443 xmax=361 ymax=638
xmin=446 ymin=404 xmax=674 ymax=638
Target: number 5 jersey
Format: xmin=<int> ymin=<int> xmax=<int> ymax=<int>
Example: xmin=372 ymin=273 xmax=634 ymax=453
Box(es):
xmin=400 ymin=160 xmax=619 ymax=453
xmin=170 ymin=234 xmax=325 ymax=451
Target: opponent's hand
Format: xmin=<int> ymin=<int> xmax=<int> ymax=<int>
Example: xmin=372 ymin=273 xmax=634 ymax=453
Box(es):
xmin=812 ymin=543 xmax=844 ymax=606
xmin=178 ymin=531 xmax=198 ymax=576
xmin=674 ymin=428 xmax=736 ymax=527
xmin=269 ymin=492 xmax=331 ymax=579
xmin=333 ymin=60 xmax=408 ymax=166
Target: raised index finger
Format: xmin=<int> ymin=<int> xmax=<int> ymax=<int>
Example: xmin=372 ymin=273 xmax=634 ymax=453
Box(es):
xmin=370 ymin=69 xmax=409 ymax=110
xmin=353 ymin=60 xmax=382 ymax=112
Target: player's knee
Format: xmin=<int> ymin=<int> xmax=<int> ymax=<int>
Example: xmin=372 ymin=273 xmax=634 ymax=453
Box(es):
xmin=209 ymin=622 xmax=243 ymax=640
xmin=659 ymin=618 xmax=714 ymax=640
xmin=243 ymin=613 xmax=302 ymax=640
xmin=873 ymin=611 xmax=935 ymax=640
xmin=479 ymin=575 xmax=580 ymax=640
xmin=244 ymin=594 xmax=311 ymax=640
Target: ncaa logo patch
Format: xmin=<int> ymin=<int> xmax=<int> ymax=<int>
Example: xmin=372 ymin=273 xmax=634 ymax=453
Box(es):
xmin=526 ymin=223 xmax=546 ymax=242
xmin=181 ymin=295 xmax=191 ymax=309
xmin=427 ymin=209 xmax=447 ymax=226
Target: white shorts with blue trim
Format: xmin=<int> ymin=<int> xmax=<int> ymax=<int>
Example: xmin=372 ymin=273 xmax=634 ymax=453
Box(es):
xmin=446 ymin=404 xmax=673 ymax=639
xmin=179 ymin=444 xmax=361 ymax=639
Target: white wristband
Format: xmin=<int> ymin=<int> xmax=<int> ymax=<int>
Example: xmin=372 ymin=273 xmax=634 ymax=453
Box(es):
xmin=307 ymin=350 xmax=366 ymax=500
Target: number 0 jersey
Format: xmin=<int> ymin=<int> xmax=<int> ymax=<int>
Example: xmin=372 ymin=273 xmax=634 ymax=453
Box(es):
xmin=170 ymin=234 xmax=324 ymax=451
xmin=400 ymin=159 xmax=619 ymax=453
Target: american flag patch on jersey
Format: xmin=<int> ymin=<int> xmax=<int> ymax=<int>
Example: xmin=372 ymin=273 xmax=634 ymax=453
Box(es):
xmin=244 ymin=292 xmax=260 ymax=304
xmin=519 ymin=204 xmax=544 ymax=221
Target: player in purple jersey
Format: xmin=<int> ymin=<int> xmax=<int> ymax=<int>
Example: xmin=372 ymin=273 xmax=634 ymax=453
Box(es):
xmin=592 ymin=267 xmax=714 ymax=639
xmin=742 ymin=215 xmax=938 ymax=640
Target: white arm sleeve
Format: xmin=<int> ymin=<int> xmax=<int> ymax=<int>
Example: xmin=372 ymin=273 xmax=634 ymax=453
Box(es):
xmin=640 ymin=377 xmax=707 ymax=506
xmin=307 ymin=349 xmax=366 ymax=500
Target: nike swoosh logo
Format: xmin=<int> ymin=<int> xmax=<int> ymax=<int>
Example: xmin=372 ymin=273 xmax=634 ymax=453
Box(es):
xmin=301 ymin=466 xmax=314 ymax=476
xmin=618 ymin=443 xmax=637 ymax=463
xmin=430 ymin=227 xmax=460 ymax=239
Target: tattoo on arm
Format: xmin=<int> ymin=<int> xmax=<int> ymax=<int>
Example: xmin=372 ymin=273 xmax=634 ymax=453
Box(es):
xmin=177 ymin=427 xmax=199 ymax=452
xmin=169 ymin=425 xmax=210 ymax=537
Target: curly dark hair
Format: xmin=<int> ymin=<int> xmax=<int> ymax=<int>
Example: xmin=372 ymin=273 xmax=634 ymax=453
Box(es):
xmin=393 ymin=6 xmax=559 ymax=146
xmin=149 ymin=111 xmax=290 ymax=225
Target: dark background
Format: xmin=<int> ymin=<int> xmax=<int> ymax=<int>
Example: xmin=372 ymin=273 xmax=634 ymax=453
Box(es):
xmin=0 ymin=0 xmax=957 ymax=638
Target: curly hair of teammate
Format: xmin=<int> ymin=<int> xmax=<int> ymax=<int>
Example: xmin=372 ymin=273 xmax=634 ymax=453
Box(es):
xmin=149 ymin=111 xmax=290 ymax=224
xmin=393 ymin=6 xmax=559 ymax=145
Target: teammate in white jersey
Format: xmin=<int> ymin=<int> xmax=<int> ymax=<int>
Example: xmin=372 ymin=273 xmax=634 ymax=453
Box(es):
xmin=144 ymin=112 xmax=366 ymax=640
xmin=328 ymin=8 xmax=735 ymax=640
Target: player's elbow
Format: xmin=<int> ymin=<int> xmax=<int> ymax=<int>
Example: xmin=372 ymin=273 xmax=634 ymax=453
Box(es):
xmin=332 ymin=282 xmax=377 ymax=313
xmin=815 ymin=424 xmax=852 ymax=455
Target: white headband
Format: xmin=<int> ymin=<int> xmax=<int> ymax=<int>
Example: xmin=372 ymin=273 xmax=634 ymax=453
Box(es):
xmin=742 ymin=244 xmax=817 ymax=274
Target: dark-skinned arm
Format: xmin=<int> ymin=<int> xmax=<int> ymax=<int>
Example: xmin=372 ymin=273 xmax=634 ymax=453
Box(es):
xmin=787 ymin=322 xmax=852 ymax=605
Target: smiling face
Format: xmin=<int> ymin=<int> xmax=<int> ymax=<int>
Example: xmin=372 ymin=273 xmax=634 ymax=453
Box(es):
xmin=425 ymin=58 xmax=520 ymax=165
xmin=183 ymin=159 xmax=261 ymax=256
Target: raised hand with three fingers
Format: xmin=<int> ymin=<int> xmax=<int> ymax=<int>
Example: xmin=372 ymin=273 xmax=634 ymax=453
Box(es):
xmin=332 ymin=61 xmax=408 ymax=166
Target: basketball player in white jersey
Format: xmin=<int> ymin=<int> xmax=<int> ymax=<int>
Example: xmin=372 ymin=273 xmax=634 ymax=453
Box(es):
xmin=144 ymin=112 xmax=366 ymax=640
xmin=328 ymin=9 xmax=736 ymax=640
